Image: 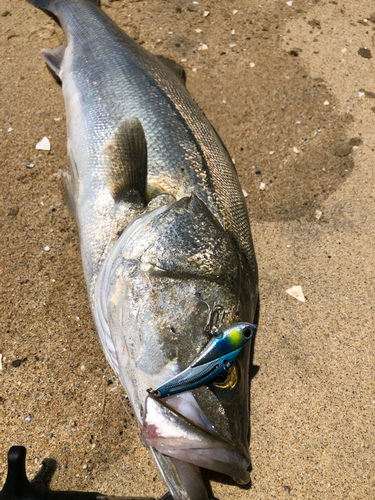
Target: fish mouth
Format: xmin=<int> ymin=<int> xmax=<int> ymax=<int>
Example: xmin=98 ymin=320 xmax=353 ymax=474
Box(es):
xmin=141 ymin=394 xmax=250 ymax=485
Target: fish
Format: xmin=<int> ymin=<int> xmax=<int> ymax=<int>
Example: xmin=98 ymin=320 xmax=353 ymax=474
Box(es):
xmin=26 ymin=0 xmax=259 ymax=498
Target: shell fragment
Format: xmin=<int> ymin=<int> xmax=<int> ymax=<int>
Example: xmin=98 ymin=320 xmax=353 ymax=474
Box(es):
xmin=286 ymin=285 xmax=306 ymax=302
xmin=36 ymin=137 xmax=51 ymax=150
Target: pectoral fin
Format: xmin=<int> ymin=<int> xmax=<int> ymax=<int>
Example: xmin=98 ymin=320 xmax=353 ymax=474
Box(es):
xmin=105 ymin=117 xmax=147 ymax=204
xmin=60 ymin=170 xmax=78 ymax=223
xmin=42 ymin=45 xmax=66 ymax=79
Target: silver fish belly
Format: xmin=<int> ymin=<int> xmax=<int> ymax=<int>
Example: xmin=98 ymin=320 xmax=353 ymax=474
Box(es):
xmin=26 ymin=1 xmax=259 ymax=499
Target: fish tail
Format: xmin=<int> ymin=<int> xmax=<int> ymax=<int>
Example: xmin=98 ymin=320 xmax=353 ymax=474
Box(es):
xmin=26 ymin=0 xmax=100 ymax=12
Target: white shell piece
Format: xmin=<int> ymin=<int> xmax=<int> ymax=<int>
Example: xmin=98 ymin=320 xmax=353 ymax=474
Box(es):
xmin=36 ymin=136 xmax=51 ymax=150
xmin=315 ymin=210 xmax=322 ymax=220
xmin=286 ymin=285 xmax=306 ymax=302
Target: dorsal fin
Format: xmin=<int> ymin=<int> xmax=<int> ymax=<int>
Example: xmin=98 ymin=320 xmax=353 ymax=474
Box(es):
xmin=42 ymin=45 xmax=66 ymax=78
xmin=105 ymin=117 xmax=147 ymax=203
xmin=156 ymin=55 xmax=186 ymax=86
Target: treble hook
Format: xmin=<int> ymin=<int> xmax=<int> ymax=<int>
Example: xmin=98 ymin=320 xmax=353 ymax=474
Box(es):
xmin=198 ymin=297 xmax=227 ymax=335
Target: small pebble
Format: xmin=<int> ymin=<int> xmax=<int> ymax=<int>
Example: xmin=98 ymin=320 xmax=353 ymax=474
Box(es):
xmin=7 ymin=206 xmax=19 ymax=216
xmin=36 ymin=137 xmax=50 ymax=150
xmin=358 ymin=92 xmax=365 ymax=97
xmin=242 ymin=189 xmax=248 ymax=198
xmin=269 ymin=151 xmax=274 ymax=155
xmin=222 ymin=100 xmax=227 ymax=104
xmin=203 ymin=11 xmax=210 ymax=17
xmin=260 ymin=182 xmax=266 ymax=190
xmin=44 ymin=246 xmax=50 ymax=252
xmin=230 ymin=43 xmax=237 ymax=48
xmin=195 ymin=29 xmax=202 ymax=33
xmin=358 ymin=47 xmax=372 ymax=59
xmin=315 ymin=210 xmax=322 ymax=220
xmin=25 ymin=416 xmax=32 ymax=422
xmin=250 ymin=62 xmax=255 ymax=67
xmin=324 ymin=100 xmax=329 ymax=105
xmin=12 ymin=359 xmax=22 ymax=368
xmin=231 ymin=29 xmax=235 ymax=35
xmin=26 ymin=163 xmax=34 ymax=169
xmin=8 ymin=127 xmax=12 ymax=132
xmin=293 ymin=147 xmax=300 ymax=153
xmin=286 ymin=1 xmax=293 ymax=6
xmin=200 ymin=44 xmax=208 ymax=50
xmin=233 ymin=10 xmax=238 ymax=14
xmin=81 ymin=365 xmax=85 ymax=371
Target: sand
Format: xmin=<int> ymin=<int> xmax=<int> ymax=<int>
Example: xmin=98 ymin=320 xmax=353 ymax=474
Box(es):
xmin=1 ymin=0 xmax=374 ymax=499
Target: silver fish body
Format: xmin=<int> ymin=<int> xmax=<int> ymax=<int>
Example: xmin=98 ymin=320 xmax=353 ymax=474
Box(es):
xmin=27 ymin=0 xmax=258 ymax=498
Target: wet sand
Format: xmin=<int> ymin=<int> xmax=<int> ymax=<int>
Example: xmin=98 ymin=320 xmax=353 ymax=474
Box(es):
xmin=1 ymin=0 xmax=374 ymax=499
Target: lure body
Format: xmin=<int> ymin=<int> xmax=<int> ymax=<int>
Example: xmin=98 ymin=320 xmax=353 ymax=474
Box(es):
xmin=151 ymin=323 xmax=257 ymax=398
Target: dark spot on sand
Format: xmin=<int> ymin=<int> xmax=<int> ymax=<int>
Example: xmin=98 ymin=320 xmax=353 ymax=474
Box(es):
xmin=358 ymin=47 xmax=372 ymax=59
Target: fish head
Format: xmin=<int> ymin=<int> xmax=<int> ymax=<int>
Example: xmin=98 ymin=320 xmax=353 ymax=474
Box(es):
xmin=97 ymin=194 xmax=257 ymax=491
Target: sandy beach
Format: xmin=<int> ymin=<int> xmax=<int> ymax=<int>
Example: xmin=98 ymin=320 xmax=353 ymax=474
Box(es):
xmin=1 ymin=0 xmax=374 ymax=498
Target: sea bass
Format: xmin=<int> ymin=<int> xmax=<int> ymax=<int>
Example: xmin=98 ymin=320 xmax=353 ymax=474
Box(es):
xmin=26 ymin=0 xmax=258 ymax=498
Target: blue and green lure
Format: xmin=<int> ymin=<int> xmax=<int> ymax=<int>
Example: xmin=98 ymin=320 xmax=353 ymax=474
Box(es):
xmin=148 ymin=322 xmax=257 ymax=398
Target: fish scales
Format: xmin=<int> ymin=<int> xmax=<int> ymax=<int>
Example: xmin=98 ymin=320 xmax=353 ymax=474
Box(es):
xmin=25 ymin=1 xmax=259 ymax=499
xmin=54 ymin=0 xmax=256 ymax=292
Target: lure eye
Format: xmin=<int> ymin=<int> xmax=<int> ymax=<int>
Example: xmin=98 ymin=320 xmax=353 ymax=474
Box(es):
xmin=213 ymin=363 xmax=239 ymax=390
xmin=243 ymin=326 xmax=253 ymax=338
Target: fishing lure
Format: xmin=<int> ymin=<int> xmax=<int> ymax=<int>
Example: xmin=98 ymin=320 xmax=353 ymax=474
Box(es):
xmin=148 ymin=322 xmax=257 ymax=398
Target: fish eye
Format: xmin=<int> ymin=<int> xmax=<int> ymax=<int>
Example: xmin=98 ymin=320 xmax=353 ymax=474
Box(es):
xmin=243 ymin=326 xmax=253 ymax=338
xmin=213 ymin=363 xmax=239 ymax=390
